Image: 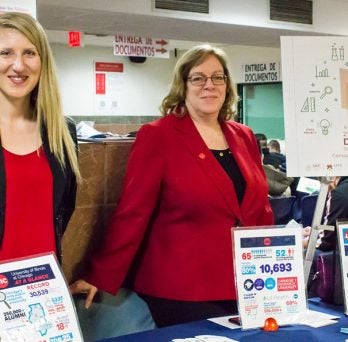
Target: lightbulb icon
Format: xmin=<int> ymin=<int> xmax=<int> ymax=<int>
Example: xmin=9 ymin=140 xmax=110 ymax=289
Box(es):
xmin=319 ymin=119 xmax=331 ymax=135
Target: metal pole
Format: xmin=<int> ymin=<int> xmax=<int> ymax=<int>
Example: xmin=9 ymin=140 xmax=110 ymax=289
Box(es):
xmin=303 ymin=178 xmax=333 ymax=285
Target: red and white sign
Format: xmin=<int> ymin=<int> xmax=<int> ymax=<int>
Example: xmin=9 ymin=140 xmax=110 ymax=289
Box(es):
xmin=95 ymin=73 xmax=105 ymax=95
xmin=68 ymin=31 xmax=82 ymax=47
xmin=113 ymin=34 xmax=169 ymax=59
xmin=94 ymin=61 xmax=124 ymax=115
xmin=95 ymin=62 xmax=123 ymax=73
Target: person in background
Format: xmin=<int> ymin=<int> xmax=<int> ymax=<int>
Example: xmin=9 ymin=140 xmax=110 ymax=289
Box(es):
xmin=267 ymin=139 xmax=287 ymax=172
xmin=255 ymin=138 xmax=293 ymax=197
xmin=317 ymin=176 xmax=348 ymax=251
xmin=263 ymin=163 xmax=293 ymax=197
xmin=255 ymin=133 xmax=281 ymax=169
xmin=307 ymin=176 xmax=348 ymax=300
xmin=0 ymin=12 xmax=80 ymax=262
xmin=70 ymin=44 xmax=273 ymax=328
xmin=268 ymin=139 xmax=282 ymax=154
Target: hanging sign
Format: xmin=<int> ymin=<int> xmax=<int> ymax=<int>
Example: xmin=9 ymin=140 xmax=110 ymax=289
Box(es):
xmin=113 ymin=34 xmax=169 ymax=59
xmin=232 ymin=226 xmax=307 ymax=330
xmin=0 ymin=0 xmax=36 ymax=18
xmin=242 ymin=62 xmax=281 ymax=83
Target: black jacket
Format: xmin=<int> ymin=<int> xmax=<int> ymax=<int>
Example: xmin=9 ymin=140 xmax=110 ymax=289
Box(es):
xmin=0 ymin=118 xmax=78 ymax=261
xmin=318 ymin=176 xmax=348 ymax=251
xmin=262 ymin=148 xmax=284 ymax=169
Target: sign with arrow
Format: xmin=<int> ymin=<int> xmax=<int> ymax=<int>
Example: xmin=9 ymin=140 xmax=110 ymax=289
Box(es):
xmin=113 ymin=34 xmax=169 ymax=59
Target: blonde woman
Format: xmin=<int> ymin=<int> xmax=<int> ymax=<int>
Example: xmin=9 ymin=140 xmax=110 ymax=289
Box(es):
xmin=0 ymin=12 xmax=80 ymax=262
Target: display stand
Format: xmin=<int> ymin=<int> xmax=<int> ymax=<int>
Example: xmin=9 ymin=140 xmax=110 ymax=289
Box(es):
xmin=303 ymin=177 xmax=335 ymax=285
xmin=232 ymin=225 xmax=307 ymax=329
xmin=336 ymin=221 xmax=348 ymax=312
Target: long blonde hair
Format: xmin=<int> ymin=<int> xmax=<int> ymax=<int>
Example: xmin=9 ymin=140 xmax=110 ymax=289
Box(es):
xmin=0 ymin=12 xmax=80 ymax=180
xmin=160 ymin=44 xmax=238 ymax=121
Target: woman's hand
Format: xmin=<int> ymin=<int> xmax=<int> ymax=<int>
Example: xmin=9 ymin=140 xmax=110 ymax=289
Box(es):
xmin=69 ymin=279 xmax=98 ymax=309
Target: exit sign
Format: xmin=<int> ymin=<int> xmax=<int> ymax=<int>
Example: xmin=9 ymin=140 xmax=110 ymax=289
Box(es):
xmin=68 ymin=31 xmax=82 ymax=47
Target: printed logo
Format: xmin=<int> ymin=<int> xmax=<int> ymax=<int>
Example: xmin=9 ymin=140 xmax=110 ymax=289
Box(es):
xmin=254 ymin=278 xmax=265 ymax=291
xmin=264 ymin=237 xmax=271 ymax=246
xmin=265 ymin=277 xmax=276 ymax=290
xmin=0 ymin=274 xmax=9 ymax=289
xmin=343 ymin=228 xmax=348 ymax=244
xmin=244 ymin=279 xmax=254 ymax=291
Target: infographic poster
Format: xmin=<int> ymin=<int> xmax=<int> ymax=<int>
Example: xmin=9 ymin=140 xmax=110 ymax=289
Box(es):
xmin=233 ymin=226 xmax=306 ymax=330
xmin=0 ymin=253 xmax=83 ymax=341
xmin=281 ymin=37 xmax=348 ymax=177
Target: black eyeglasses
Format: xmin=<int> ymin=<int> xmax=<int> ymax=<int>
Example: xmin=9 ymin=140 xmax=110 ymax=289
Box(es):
xmin=187 ymin=74 xmax=227 ymax=86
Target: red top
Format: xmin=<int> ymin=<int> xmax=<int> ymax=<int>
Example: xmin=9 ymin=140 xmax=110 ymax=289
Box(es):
xmin=0 ymin=147 xmax=55 ymax=261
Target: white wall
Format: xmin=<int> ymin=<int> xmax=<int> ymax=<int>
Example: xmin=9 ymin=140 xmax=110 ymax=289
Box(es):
xmin=52 ymin=44 xmax=176 ymax=116
xmin=52 ymin=43 xmax=280 ymax=116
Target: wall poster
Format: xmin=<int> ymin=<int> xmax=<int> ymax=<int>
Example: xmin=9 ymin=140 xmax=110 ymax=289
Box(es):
xmin=281 ymin=36 xmax=348 ymax=177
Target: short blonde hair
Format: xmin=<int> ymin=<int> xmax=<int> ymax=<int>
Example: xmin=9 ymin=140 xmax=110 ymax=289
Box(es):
xmin=160 ymin=44 xmax=238 ymax=121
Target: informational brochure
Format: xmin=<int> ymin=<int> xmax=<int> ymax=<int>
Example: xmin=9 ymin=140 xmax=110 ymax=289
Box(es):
xmin=232 ymin=226 xmax=307 ymax=330
xmin=0 ymin=253 xmax=83 ymax=341
xmin=337 ymin=221 xmax=348 ymax=314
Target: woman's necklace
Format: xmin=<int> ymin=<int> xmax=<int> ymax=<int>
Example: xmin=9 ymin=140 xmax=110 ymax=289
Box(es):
xmin=218 ymin=150 xmax=232 ymax=157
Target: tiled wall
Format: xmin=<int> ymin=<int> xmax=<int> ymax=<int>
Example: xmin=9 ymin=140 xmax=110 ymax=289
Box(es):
xmin=61 ymin=140 xmax=134 ymax=283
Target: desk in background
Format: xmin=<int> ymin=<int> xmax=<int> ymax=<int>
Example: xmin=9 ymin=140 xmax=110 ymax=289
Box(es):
xmin=61 ymin=140 xmax=134 ymax=283
xmin=99 ymin=299 xmax=348 ymax=342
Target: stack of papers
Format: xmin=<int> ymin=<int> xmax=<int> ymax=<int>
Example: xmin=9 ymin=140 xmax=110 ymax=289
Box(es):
xmin=277 ymin=309 xmax=339 ymax=328
xmin=76 ymin=121 xmax=135 ymax=141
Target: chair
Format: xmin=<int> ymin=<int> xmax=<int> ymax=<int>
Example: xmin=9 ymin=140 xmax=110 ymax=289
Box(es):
xmin=292 ymin=191 xmax=309 ymax=222
xmin=300 ymin=194 xmax=318 ymax=227
xmin=269 ymin=196 xmax=296 ymax=225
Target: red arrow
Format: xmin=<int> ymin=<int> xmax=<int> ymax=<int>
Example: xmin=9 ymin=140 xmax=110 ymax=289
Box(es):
xmin=156 ymin=39 xmax=168 ymax=46
xmin=156 ymin=48 xmax=167 ymax=54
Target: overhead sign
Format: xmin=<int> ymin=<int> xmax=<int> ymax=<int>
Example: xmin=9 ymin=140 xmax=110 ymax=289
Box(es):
xmin=0 ymin=0 xmax=36 ymax=18
xmin=243 ymin=62 xmax=281 ymax=83
xmin=113 ymin=34 xmax=169 ymax=59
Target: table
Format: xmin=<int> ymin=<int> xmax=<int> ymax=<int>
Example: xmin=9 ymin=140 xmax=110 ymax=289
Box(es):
xmin=98 ymin=299 xmax=348 ymax=342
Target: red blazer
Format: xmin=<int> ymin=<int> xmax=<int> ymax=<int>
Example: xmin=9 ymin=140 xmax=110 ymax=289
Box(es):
xmin=86 ymin=114 xmax=273 ymax=301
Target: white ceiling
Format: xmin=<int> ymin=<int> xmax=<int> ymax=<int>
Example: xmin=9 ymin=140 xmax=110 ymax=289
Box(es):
xmin=36 ymin=0 xmax=331 ymax=50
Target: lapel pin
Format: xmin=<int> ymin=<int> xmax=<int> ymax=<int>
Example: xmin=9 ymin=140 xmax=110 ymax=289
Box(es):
xmin=198 ymin=153 xmax=206 ymax=159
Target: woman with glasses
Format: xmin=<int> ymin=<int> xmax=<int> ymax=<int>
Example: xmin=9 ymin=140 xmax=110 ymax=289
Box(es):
xmin=70 ymin=44 xmax=273 ymax=328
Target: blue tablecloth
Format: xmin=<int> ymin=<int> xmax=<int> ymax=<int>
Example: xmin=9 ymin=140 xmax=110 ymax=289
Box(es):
xmin=98 ymin=299 xmax=348 ymax=342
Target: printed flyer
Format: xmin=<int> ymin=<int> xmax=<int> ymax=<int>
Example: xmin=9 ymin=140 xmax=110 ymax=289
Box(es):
xmin=232 ymin=226 xmax=307 ymax=330
xmin=337 ymin=221 xmax=348 ymax=314
xmin=0 ymin=253 xmax=83 ymax=341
